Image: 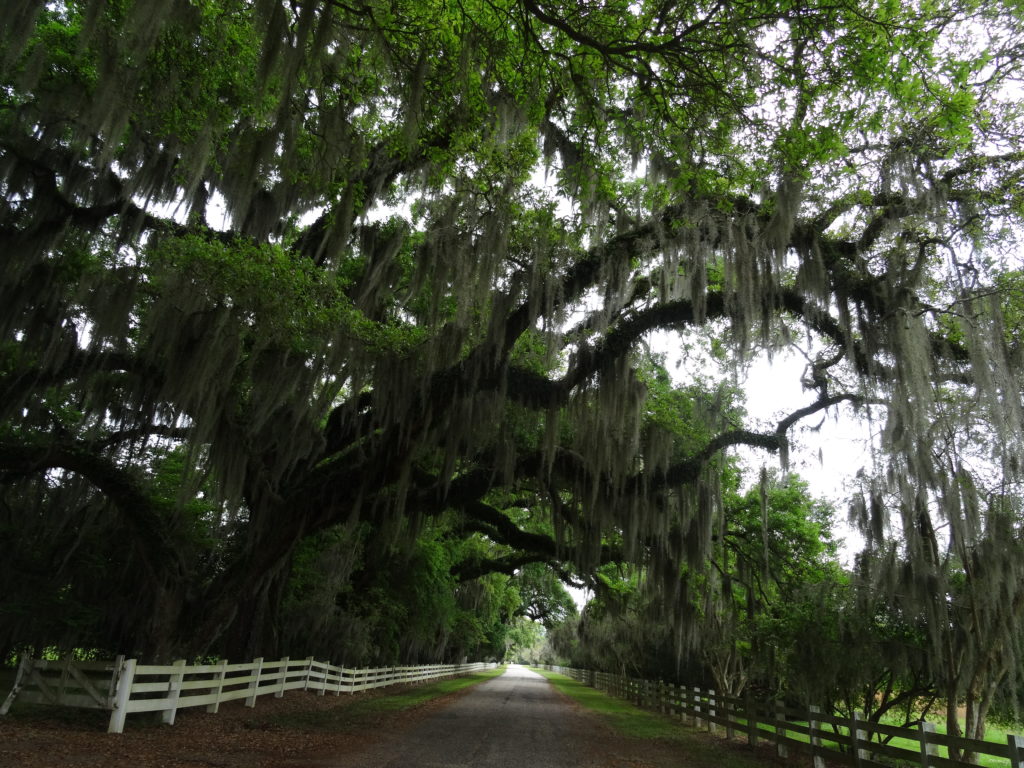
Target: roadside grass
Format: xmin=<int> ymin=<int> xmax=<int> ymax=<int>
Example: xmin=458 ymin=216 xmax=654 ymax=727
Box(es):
xmin=755 ymin=714 xmax=1020 ymax=768
xmin=531 ymin=669 xmax=1023 ymax=768
xmin=530 ymin=668 xmax=774 ymax=768
xmin=263 ymin=665 xmax=507 ymax=732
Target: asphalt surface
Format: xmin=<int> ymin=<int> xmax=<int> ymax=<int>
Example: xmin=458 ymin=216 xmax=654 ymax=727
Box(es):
xmin=337 ymin=664 xmax=603 ymax=767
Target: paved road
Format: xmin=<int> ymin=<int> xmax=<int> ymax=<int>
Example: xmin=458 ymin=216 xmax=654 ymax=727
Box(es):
xmin=336 ymin=664 xmax=607 ymax=767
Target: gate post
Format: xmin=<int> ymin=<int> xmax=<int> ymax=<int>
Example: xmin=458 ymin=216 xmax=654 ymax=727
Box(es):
xmin=0 ymin=655 xmax=32 ymax=716
xmin=107 ymin=658 xmax=138 ymax=734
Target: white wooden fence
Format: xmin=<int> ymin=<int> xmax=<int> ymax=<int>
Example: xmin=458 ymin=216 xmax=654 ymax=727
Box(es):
xmin=1 ymin=655 xmax=496 ymax=733
xmin=541 ymin=665 xmax=1024 ymax=768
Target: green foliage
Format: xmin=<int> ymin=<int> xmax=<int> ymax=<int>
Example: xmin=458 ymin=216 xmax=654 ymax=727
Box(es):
xmin=2 ymin=1 xmax=1023 ymax=732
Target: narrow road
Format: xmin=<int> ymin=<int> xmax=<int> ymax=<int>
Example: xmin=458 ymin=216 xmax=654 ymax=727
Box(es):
xmin=332 ymin=664 xmax=611 ymax=767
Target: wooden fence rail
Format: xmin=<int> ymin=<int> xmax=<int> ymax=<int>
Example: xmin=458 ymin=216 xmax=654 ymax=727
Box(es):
xmin=2 ymin=655 xmax=496 ymax=733
xmin=541 ymin=665 xmax=1024 ymax=768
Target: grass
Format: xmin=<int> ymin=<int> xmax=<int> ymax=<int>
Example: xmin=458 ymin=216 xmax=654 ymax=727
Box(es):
xmin=263 ymin=665 xmax=507 ymax=732
xmin=530 ymin=667 xmax=774 ymax=768
xmin=759 ymin=713 xmax=1020 ymax=768
xmin=531 ymin=669 xmax=1024 ymax=768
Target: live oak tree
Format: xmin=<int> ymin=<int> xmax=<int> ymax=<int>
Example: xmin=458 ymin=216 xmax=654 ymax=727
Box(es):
xmin=2 ymin=0 xmax=1023 ymax=709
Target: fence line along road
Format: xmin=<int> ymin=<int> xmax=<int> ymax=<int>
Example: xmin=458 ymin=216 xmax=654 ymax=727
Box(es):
xmin=541 ymin=665 xmax=1024 ymax=768
xmin=1 ymin=655 xmax=496 ymax=733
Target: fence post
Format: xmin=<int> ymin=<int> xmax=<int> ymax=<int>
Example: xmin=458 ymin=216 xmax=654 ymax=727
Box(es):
xmin=105 ymin=655 xmax=125 ymax=709
xmin=774 ymin=700 xmax=787 ymax=758
xmin=0 ymin=655 xmax=31 ymax=716
xmin=724 ymin=692 xmax=735 ymax=741
xmin=809 ymin=705 xmax=825 ymax=768
xmin=707 ymin=689 xmax=717 ymax=735
xmin=107 ymin=658 xmax=137 ymax=734
xmin=206 ymin=659 xmax=228 ymax=713
xmin=851 ymin=710 xmax=868 ymax=767
xmin=245 ymin=657 xmax=263 ymax=708
xmin=303 ymin=656 xmax=315 ymax=691
xmin=276 ymin=657 xmax=289 ymax=698
xmin=746 ymin=692 xmax=758 ymax=747
xmin=919 ymin=721 xmax=938 ymax=768
xmin=1008 ymin=734 xmax=1021 ymax=768
xmin=318 ymin=661 xmax=329 ymax=696
xmin=694 ymin=686 xmax=703 ymax=729
xmin=160 ymin=659 xmax=187 ymax=725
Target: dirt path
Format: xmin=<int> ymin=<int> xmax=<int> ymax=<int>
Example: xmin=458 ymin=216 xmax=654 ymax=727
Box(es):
xmin=312 ymin=664 xmax=608 ymax=767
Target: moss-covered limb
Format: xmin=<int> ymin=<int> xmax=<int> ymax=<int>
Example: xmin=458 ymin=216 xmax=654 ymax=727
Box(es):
xmin=0 ymin=133 xmax=240 ymax=253
xmin=0 ymin=349 xmax=141 ymax=410
xmin=0 ymin=439 xmax=188 ymax=583
xmin=637 ymin=429 xmax=783 ymax=492
xmin=451 ymin=550 xmax=554 ymax=580
xmin=90 ymin=424 xmax=193 ymax=449
xmin=291 ymin=119 xmax=464 ymax=265
xmin=452 ymin=499 xmax=624 ymax=581
xmin=774 ymin=393 xmax=865 ymax=439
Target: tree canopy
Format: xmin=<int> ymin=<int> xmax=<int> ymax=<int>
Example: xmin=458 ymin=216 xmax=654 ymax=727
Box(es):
xmin=2 ymin=0 xmax=1023 ymax=708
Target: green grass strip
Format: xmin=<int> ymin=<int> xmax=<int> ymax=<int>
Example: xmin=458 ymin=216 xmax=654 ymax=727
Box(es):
xmin=530 ymin=668 xmax=769 ymax=768
xmin=531 ymin=667 xmax=686 ymax=741
xmin=266 ymin=665 xmax=507 ymax=731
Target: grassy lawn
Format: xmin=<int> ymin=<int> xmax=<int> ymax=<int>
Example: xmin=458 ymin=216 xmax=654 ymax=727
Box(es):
xmin=530 ymin=667 xmax=774 ymax=768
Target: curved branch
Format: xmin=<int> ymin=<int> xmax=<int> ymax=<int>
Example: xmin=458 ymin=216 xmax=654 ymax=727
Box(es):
xmin=0 ymin=439 xmax=187 ymax=580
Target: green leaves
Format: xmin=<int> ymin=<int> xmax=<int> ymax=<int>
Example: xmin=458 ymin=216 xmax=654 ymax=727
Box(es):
xmin=147 ymin=233 xmax=422 ymax=355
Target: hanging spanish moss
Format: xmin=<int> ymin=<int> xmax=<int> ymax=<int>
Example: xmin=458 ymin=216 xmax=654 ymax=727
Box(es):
xmin=1 ymin=3 xmax=1023 ymax=725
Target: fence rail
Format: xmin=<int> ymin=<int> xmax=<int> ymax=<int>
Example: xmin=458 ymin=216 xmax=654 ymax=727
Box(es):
xmin=541 ymin=665 xmax=1023 ymax=768
xmin=2 ymin=655 xmax=496 ymax=733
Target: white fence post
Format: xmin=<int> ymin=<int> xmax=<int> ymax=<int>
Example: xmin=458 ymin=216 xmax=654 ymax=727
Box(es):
xmin=160 ymin=659 xmax=187 ymax=725
xmin=207 ymin=659 xmax=228 ymax=714
xmin=851 ymin=710 xmax=868 ymax=767
xmin=303 ymin=656 xmax=314 ymax=691
xmin=809 ymin=705 xmax=825 ymax=768
xmin=0 ymin=655 xmax=31 ymax=716
xmin=919 ymin=721 xmax=938 ymax=768
xmin=774 ymin=700 xmax=787 ymax=757
xmin=107 ymin=658 xmax=137 ymax=734
xmin=104 ymin=655 xmax=125 ymax=709
xmin=245 ymin=657 xmax=263 ymax=708
xmin=318 ymin=661 xmax=329 ymax=696
xmin=707 ymin=688 xmax=717 ymax=735
xmin=276 ymin=657 xmax=289 ymax=698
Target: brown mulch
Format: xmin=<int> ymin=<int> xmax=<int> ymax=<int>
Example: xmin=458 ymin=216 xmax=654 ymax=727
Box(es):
xmin=0 ymin=682 xmax=467 ymax=768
